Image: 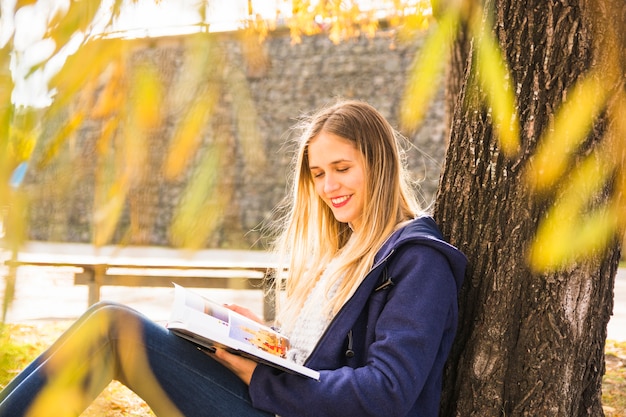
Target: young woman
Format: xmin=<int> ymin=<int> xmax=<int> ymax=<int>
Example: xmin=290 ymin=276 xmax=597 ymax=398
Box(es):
xmin=0 ymin=100 xmax=466 ymax=417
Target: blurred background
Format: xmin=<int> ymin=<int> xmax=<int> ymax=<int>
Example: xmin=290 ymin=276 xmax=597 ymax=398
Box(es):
xmin=1 ymin=0 xmax=444 ymax=252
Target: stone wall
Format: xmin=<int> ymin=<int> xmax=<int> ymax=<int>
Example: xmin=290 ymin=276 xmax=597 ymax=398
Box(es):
xmin=26 ymin=29 xmax=447 ymax=249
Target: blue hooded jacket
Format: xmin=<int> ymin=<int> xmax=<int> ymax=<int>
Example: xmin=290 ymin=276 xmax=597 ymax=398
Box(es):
xmin=249 ymin=216 xmax=467 ymax=416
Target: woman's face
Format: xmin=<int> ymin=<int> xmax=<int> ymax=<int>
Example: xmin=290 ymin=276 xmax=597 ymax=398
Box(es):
xmin=308 ymin=131 xmax=366 ymax=231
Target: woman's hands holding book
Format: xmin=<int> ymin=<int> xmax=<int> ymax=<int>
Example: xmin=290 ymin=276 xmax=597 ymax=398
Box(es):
xmin=200 ymin=303 xmax=262 ymax=384
xmin=206 ymin=347 xmax=258 ymax=385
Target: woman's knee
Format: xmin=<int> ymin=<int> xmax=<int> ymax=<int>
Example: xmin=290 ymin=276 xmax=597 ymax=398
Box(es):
xmin=85 ymin=301 xmax=143 ymax=321
xmin=81 ymin=301 xmax=145 ymax=337
xmin=87 ymin=300 xmax=128 ymax=313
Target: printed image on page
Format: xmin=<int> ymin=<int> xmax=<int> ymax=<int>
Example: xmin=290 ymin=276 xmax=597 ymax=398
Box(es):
xmin=178 ymin=285 xmax=290 ymax=358
xmin=168 ymin=284 xmax=320 ymax=380
xmin=228 ymin=315 xmax=290 ymax=358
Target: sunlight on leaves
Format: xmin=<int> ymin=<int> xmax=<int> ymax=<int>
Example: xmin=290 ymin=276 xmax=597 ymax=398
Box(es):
xmin=165 ymin=34 xmax=223 ymax=179
xmin=473 ymin=17 xmax=520 ymax=157
xmin=93 ymin=173 xmax=128 ymax=246
xmin=90 ymin=58 xmax=162 ymax=246
xmin=225 ymin=64 xmax=267 ymax=174
xmin=529 ymin=149 xmax=613 ymax=270
xmin=47 ymin=38 xmax=125 ymax=114
xmin=527 ymin=73 xmax=608 ymax=192
xmin=164 ymin=86 xmax=220 ymax=179
xmin=288 ymin=0 xmax=321 ymax=43
xmin=170 ymin=141 xmax=231 ymax=249
xmin=24 ymin=313 xmax=114 ymax=417
xmin=394 ymin=11 xmax=431 ymax=43
xmin=2 ymin=0 xmax=619 ymax=281
xmin=288 ymin=0 xmax=432 ymax=45
xmin=129 ymin=64 xmax=163 ymax=130
xmin=36 ymin=111 xmax=85 ymax=169
xmin=239 ymin=26 xmax=272 ymax=77
xmin=400 ymin=9 xmax=458 ymax=133
xmin=14 ymin=0 xmax=38 ymax=9
xmin=0 ymin=190 xmax=28 ymax=254
xmin=23 ymin=311 xmax=183 ymax=417
xmin=91 ymin=61 xmax=163 ymax=245
xmin=530 ymin=204 xmax=621 ymax=272
xmin=8 ymin=110 xmax=38 ymax=163
xmin=528 ymin=93 xmax=626 ymax=271
xmin=91 ymin=62 xmax=126 ymax=120
xmin=0 ymin=47 xmax=12 ymax=125
xmin=46 ymin=0 xmax=100 ymax=57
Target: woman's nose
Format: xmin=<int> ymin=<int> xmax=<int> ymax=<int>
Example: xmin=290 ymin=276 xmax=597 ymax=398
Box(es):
xmin=324 ymin=174 xmax=340 ymax=194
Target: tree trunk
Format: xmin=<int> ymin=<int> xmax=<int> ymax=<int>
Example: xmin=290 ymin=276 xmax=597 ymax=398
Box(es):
xmin=436 ymin=0 xmax=625 ymax=415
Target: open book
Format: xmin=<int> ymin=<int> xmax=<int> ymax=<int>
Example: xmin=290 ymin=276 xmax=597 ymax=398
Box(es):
xmin=166 ymin=284 xmax=320 ymax=380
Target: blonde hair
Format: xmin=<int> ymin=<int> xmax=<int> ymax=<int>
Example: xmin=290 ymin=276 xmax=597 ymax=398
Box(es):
xmin=270 ymin=100 xmax=423 ymax=331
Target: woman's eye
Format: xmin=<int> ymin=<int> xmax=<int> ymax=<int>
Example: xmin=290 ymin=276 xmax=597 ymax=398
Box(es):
xmin=337 ymin=167 xmax=349 ymax=173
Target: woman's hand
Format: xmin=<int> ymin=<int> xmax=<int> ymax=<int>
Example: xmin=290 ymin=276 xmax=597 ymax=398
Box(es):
xmin=205 ymin=304 xmax=263 ymax=384
xmin=224 ymin=304 xmax=265 ymax=325
xmin=206 ymin=348 xmax=258 ymax=385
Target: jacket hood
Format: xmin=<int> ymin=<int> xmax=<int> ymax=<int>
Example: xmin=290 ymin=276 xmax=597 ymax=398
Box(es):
xmin=374 ymin=216 xmax=467 ymax=291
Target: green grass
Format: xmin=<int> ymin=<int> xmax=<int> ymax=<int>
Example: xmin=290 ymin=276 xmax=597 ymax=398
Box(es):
xmin=1 ymin=323 xmax=625 ymax=416
xmin=0 ymin=324 xmax=48 ymax=390
xmin=1 ymin=322 xmax=155 ymax=417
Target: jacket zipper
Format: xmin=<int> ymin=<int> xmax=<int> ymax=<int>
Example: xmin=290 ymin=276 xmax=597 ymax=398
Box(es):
xmin=304 ymin=249 xmax=396 ymax=364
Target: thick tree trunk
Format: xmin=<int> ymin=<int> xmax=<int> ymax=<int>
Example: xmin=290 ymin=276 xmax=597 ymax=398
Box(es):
xmin=436 ymin=0 xmax=625 ymax=415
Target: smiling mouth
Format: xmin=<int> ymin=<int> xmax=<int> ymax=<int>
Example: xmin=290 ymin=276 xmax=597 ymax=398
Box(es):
xmin=331 ymin=195 xmax=351 ymax=208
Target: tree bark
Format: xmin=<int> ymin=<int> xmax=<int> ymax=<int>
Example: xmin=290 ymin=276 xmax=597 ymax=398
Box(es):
xmin=436 ymin=0 xmax=625 ymax=415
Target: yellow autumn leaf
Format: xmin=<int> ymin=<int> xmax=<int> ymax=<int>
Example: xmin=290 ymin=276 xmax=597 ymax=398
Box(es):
xmin=15 ymin=0 xmax=39 ymax=9
xmin=96 ymin=117 xmax=119 ymax=155
xmin=49 ymin=39 xmax=125 ymax=112
xmin=164 ymin=86 xmax=219 ymax=179
xmin=6 ymin=108 xmax=38 ymax=163
xmin=527 ymin=73 xmax=608 ymax=191
xmin=225 ymin=66 xmax=265 ymax=170
xmin=0 ymin=46 xmax=14 ymax=129
xmin=36 ymin=111 xmax=85 ymax=168
xmin=93 ymin=173 xmax=129 ymax=246
xmin=128 ymin=63 xmax=163 ymax=130
xmin=400 ymin=9 xmax=458 ymax=133
xmin=7 ymin=126 xmax=36 ymax=162
xmin=25 ymin=314 xmax=113 ymax=417
xmin=46 ymin=0 xmax=101 ymax=56
xmin=529 ymin=203 xmax=620 ymax=272
xmin=470 ymin=11 xmax=520 ymax=157
xmin=528 ymin=132 xmax=620 ymax=271
xmin=91 ymin=61 xmax=126 ymax=119
xmin=170 ymin=143 xmax=228 ymax=249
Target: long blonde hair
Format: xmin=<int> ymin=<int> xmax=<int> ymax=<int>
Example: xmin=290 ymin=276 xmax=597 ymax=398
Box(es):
xmin=270 ymin=100 xmax=423 ymax=331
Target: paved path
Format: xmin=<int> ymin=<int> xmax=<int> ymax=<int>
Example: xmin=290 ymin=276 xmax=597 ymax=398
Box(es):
xmin=2 ymin=265 xmax=625 ymax=341
xmin=1 ymin=264 xmax=264 ymax=326
xmin=608 ymin=267 xmax=626 ymax=341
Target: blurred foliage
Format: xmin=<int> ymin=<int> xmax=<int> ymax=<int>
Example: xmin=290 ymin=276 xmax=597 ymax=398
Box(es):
xmin=287 ymin=0 xmax=428 ymax=44
xmin=0 ymin=0 xmax=621 ymax=306
xmin=400 ymin=0 xmax=625 ymax=272
xmin=0 ymin=0 xmax=623 ymax=414
xmin=402 ymin=1 xmax=520 ymax=152
xmin=1 ymin=0 xmax=433 ymax=253
xmin=8 ymin=312 xmax=183 ymax=417
xmin=0 ymin=0 xmax=432 ymax=319
xmin=0 ymin=1 xmax=621 ymax=294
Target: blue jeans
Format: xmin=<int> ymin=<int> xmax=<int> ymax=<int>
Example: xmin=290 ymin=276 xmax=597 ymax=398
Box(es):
xmin=0 ymin=301 xmax=273 ymax=417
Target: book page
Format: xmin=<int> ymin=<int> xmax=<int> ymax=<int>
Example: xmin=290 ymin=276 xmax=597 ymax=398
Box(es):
xmin=167 ymin=284 xmax=320 ymax=380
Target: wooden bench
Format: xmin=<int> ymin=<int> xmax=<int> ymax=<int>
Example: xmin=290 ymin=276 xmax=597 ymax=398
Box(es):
xmin=3 ymin=241 xmax=278 ymax=321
